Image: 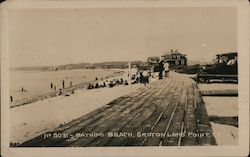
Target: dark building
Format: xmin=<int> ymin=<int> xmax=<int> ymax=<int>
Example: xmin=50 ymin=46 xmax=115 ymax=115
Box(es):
xmin=161 ymin=49 xmax=187 ymax=66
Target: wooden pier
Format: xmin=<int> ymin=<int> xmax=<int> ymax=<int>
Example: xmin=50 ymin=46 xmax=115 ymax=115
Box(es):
xmin=20 ymin=72 xmax=216 ymax=147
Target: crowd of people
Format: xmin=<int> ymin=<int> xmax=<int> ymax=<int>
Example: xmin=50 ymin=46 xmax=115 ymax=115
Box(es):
xmin=87 ymin=78 xmax=128 ymax=89
xmin=87 ymin=60 xmax=170 ymax=90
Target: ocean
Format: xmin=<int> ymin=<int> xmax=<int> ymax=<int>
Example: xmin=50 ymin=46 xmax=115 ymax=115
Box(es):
xmin=10 ymin=69 xmax=123 ymax=102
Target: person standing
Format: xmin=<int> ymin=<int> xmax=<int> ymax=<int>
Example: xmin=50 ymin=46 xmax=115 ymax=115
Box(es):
xmin=10 ymin=95 xmax=13 ymax=102
xmin=164 ymin=61 xmax=169 ymax=77
xmin=139 ymin=71 xmax=144 ymax=83
xmin=50 ymin=82 xmax=53 ymax=89
xmin=142 ymin=70 xmax=149 ymax=86
xmin=70 ymin=81 xmax=73 ymax=87
xmin=62 ymin=80 xmax=65 ymax=89
xmin=158 ymin=60 xmax=164 ymax=79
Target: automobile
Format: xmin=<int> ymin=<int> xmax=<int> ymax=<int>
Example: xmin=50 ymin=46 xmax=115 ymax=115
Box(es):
xmin=197 ymin=52 xmax=238 ymax=83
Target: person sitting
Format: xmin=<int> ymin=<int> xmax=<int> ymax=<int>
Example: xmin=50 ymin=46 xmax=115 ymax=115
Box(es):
xmin=120 ymin=78 xmax=123 ymax=84
xmin=87 ymin=83 xmax=93 ymax=89
xmin=131 ymin=79 xmax=137 ymax=84
xmin=58 ymin=89 xmax=62 ymax=95
xmin=109 ymin=81 xmax=114 ymax=87
xmin=131 ymin=75 xmax=136 ymax=80
xmin=124 ymin=80 xmax=129 ymax=85
xmin=116 ymin=79 xmax=120 ymax=85
xmin=95 ymin=83 xmax=100 ymax=88
xmin=64 ymin=92 xmax=70 ymax=96
xmin=136 ymin=76 xmax=139 ymax=83
xmin=103 ymin=82 xmax=106 ymax=87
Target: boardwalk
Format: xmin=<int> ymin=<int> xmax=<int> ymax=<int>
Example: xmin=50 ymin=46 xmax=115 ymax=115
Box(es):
xmin=20 ymin=72 xmax=216 ymax=147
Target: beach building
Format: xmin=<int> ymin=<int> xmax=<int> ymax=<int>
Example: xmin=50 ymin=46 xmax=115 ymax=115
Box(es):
xmin=161 ymin=49 xmax=187 ymax=66
xmin=48 ymin=66 xmax=59 ymax=71
xmin=147 ymin=56 xmax=160 ymax=64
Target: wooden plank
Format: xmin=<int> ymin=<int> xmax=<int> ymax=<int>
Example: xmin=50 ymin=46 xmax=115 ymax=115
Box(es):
xmin=180 ymin=82 xmax=198 ymax=146
xmin=161 ymin=83 xmax=189 ymax=146
xmin=105 ymin=79 xmax=176 ymax=146
xmin=19 ymin=72 xmax=217 ymax=147
xmin=194 ymin=84 xmax=217 ymax=145
xmin=71 ymin=80 xmax=169 ymax=146
xmin=66 ymin=80 xmax=167 ymax=146
xmin=20 ymin=82 xmax=162 ymax=147
xmin=57 ymin=84 xmax=162 ymax=146
xmin=141 ymin=79 xmax=184 ymax=146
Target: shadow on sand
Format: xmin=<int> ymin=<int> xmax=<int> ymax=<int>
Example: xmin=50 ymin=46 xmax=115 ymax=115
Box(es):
xmin=209 ymin=116 xmax=238 ymax=127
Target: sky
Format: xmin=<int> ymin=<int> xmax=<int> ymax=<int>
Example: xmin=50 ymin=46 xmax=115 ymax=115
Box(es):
xmin=8 ymin=7 xmax=237 ymax=67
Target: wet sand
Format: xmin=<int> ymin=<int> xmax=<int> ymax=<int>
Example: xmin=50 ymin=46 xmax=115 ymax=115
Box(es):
xmin=10 ymin=69 xmax=125 ymax=108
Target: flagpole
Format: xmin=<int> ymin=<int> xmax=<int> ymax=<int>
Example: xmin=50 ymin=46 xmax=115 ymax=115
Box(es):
xmin=128 ymin=61 xmax=132 ymax=91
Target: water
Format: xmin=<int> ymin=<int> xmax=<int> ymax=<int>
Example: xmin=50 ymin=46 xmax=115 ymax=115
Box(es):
xmin=10 ymin=69 xmax=122 ymax=101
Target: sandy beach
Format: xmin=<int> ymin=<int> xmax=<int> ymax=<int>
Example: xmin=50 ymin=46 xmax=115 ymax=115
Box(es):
xmin=10 ymin=80 xmax=145 ymax=144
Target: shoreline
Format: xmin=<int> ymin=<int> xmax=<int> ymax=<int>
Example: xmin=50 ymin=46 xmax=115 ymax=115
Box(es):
xmin=10 ymin=79 xmax=145 ymax=144
xmin=10 ymin=69 xmax=125 ymax=108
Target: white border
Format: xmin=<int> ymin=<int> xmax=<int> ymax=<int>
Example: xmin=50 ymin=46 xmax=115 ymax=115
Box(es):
xmin=1 ymin=0 xmax=249 ymax=157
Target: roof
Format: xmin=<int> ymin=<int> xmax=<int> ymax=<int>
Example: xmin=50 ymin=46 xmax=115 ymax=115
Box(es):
xmin=170 ymin=52 xmax=182 ymax=55
xmin=216 ymin=52 xmax=237 ymax=57
xmin=148 ymin=56 xmax=160 ymax=60
xmin=162 ymin=51 xmax=186 ymax=57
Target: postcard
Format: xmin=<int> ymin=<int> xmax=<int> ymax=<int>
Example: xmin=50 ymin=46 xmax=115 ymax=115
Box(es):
xmin=1 ymin=0 xmax=249 ymax=156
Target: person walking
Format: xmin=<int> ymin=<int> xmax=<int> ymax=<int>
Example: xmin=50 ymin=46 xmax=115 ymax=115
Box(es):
xmin=164 ymin=61 xmax=169 ymax=77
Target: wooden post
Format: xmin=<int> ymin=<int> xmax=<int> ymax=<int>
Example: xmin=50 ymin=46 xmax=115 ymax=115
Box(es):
xmin=129 ymin=61 xmax=132 ymax=91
